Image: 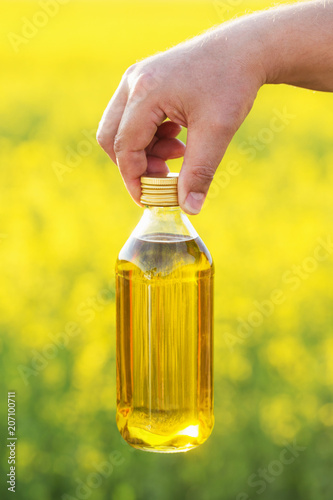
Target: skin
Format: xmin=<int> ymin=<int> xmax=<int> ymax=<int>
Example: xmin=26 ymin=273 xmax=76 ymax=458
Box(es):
xmin=97 ymin=0 xmax=333 ymax=215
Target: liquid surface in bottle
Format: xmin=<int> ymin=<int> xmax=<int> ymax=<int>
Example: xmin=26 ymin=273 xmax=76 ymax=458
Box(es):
xmin=116 ymin=232 xmax=214 ymax=453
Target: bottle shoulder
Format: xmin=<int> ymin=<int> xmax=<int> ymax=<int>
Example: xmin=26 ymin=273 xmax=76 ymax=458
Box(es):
xmin=116 ymin=233 xmax=213 ymax=280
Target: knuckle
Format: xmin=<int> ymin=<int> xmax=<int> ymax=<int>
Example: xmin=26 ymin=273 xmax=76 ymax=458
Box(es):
xmin=124 ymin=62 xmax=138 ymax=79
xmin=129 ymin=71 xmax=160 ymax=102
xmin=96 ymin=129 xmax=105 ymax=147
xmin=113 ymin=133 xmax=125 ymax=155
xmin=210 ymin=117 xmax=234 ymax=137
xmin=96 ymin=129 xmax=108 ymax=149
xmin=191 ymin=164 xmax=216 ymax=184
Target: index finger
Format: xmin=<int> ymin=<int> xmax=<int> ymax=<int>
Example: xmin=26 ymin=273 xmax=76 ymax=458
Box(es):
xmin=114 ymin=77 xmax=167 ymax=203
xmin=96 ymin=75 xmax=128 ymax=164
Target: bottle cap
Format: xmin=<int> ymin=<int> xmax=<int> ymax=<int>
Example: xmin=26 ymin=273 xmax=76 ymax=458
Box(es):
xmin=140 ymin=173 xmax=179 ymax=206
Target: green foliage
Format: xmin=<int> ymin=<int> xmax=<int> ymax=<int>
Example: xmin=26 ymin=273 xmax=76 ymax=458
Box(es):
xmin=1 ymin=1 xmax=333 ymax=499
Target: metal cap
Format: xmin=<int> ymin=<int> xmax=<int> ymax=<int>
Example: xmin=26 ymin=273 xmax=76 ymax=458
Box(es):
xmin=140 ymin=173 xmax=179 ymax=206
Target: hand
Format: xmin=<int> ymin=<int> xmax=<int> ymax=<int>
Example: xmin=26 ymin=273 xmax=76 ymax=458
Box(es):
xmin=96 ymin=21 xmax=266 ymax=214
xmin=97 ymin=0 xmax=333 ymax=214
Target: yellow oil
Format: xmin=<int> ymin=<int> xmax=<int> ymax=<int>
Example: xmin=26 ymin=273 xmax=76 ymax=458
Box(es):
xmin=116 ymin=232 xmax=214 ymax=453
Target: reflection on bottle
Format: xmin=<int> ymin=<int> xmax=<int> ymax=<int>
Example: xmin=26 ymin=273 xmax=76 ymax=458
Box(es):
xmin=115 ymin=174 xmax=214 ymax=453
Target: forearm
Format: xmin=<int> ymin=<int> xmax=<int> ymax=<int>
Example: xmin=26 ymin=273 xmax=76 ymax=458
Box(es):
xmin=97 ymin=0 xmax=333 ymax=214
xmin=252 ymin=0 xmax=333 ymax=91
xmin=183 ymin=0 xmax=333 ymax=96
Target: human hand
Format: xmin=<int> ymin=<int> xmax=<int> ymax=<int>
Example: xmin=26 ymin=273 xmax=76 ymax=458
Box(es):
xmin=97 ymin=1 xmax=332 ymax=214
xmin=96 ymin=19 xmax=267 ymax=214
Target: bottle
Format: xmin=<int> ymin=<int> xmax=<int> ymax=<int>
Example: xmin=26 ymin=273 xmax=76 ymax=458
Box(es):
xmin=115 ymin=172 xmax=214 ymax=453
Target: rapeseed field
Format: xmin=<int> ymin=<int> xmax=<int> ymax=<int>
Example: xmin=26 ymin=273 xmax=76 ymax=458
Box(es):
xmin=1 ymin=1 xmax=333 ymax=499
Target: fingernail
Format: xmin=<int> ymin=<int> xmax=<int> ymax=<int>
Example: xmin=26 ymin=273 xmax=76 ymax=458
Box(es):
xmin=184 ymin=192 xmax=205 ymax=214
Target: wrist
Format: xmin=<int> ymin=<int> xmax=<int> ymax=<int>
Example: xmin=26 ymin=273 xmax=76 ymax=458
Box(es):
xmin=211 ymin=17 xmax=269 ymax=90
xmin=227 ymin=11 xmax=280 ymax=87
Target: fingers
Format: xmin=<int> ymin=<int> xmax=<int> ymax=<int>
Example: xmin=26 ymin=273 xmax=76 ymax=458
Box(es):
xmin=113 ymin=76 xmax=168 ymax=203
xmin=178 ymin=119 xmax=233 ymax=215
xmin=155 ymin=121 xmax=183 ymax=139
xmin=98 ymin=71 xmax=231 ymax=215
xmin=146 ymin=155 xmax=170 ymax=173
xmin=147 ymin=137 xmax=185 ymax=159
xmin=96 ymin=75 xmax=128 ymax=164
xmin=143 ymin=136 xmax=185 ymax=178
xmin=97 ymin=68 xmax=184 ymax=206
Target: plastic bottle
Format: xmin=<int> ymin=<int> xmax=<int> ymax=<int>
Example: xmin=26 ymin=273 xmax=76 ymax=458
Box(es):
xmin=116 ymin=173 xmax=214 ymax=453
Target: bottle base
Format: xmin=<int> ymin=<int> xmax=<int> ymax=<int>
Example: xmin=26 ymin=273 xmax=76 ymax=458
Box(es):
xmin=117 ymin=408 xmax=214 ymax=454
xmin=127 ymin=443 xmax=200 ymax=454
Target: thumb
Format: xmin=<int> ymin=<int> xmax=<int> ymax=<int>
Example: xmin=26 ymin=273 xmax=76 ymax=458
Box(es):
xmin=178 ymin=120 xmax=232 ymax=214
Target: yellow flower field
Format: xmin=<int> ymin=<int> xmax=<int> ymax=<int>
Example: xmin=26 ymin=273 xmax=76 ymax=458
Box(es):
xmin=0 ymin=1 xmax=333 ymax=499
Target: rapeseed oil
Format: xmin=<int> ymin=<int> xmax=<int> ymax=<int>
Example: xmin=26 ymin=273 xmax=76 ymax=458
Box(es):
xmin=115 ymin=174 xmax=214 ymax=453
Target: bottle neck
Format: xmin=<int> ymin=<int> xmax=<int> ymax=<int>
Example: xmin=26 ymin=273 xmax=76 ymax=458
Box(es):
xmin=144 ymin=205 xmax=181 ymax=217
xmin=132 ymin=205 xmax=198 ymax=241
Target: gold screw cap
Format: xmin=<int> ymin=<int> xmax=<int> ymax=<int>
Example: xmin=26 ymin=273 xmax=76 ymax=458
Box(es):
xmin=140 ymin=173 xmax=179 ymax=206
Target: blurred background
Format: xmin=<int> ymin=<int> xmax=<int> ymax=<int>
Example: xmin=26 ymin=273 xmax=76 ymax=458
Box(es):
xmin=1 ymin=0 xmax=333 ymax=499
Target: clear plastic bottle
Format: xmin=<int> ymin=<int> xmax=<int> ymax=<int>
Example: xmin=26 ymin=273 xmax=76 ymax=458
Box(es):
xmin=115 ymin=173 xmax=214 ymax=453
